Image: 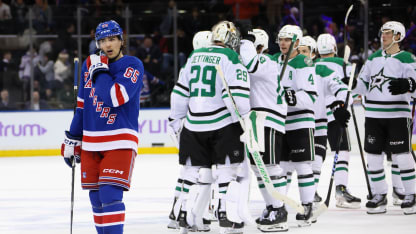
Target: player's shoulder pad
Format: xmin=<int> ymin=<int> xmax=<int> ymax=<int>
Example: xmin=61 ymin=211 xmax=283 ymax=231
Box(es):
xmin=317 ymin=57 xmax=344 ymax=66
xmin=393 ymin=51 xmax=416 ymax=64
xmin=270 ymin=52 xmax=281 ymax=62
xmin=288 ymin=54 xmax=313 ymax=68
xmin=315 ymin=64 xmax=334 ymax=78
xmin=188 ymin=47 xmax=242 ymax=65
xmin=367 ymin=49 xmax=383 ymax=61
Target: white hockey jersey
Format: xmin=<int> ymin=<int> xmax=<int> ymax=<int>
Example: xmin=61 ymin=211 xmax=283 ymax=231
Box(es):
xmin=356 ymin=50 xmax=416 ymax=119
xmin=313 ymin=62 xmax=351 ymax=136
xmin=170 ymin=46 xmax=250 ymax=132
xmin=315 ymin=57 xmax=353 ymax=122
xmin=277 ymin=53 xmax=317 ymax=131
xmin=244 ymin=52 xmax=287 ymax=134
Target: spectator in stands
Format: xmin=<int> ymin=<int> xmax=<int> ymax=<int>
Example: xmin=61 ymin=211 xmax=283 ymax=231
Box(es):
xmin=31 ymin=0 xmax=52 ymax=33
xmin=88 ymin=29 xmax=98 ymax=55
xmin=11 ymin=0 xmax=28 ymax=34
xmin=265 ymin=0 xmax=284 ymax=27
xmin=280 ymin=6 xmax=300 ymax=27
xmin=0 ymin=0 xmax=12 ymax=33
xmin=57 ymin=82 xmax=73 ymax=109
xmin=0 ymin=51 xmax=18 ymax=90
xmin=19 ymin=47 xmax=41 ymax=101
xmin=56 ymin=22 xmax=77 ymax=57
xmin=160 ymin=28 xmax=191 ymax=73
xmin=140 ymin=69 xmax=165 ymax=107
xmin=25 ymin=90 xmax=49 ymax=110
xmin=137 ymin=35 xmax=162 ymax=76
xmin=0 ymin=89 xmax=17 ymax=111
xmin=54 ymin=50 xmax=71 ymax=88
xmin=37 ymin=52 xmax=54 ymax=87
xmin=224 ymin=0 xmax=262 ymax=21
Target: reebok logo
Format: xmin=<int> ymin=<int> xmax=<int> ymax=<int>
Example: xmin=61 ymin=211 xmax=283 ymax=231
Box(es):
xmin=0 ymin=122 xmax=47 ymax=137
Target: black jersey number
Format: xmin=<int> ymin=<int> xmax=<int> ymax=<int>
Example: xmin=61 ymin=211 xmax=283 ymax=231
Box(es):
xmin=189 ymin=65 xmax=217 ymax=97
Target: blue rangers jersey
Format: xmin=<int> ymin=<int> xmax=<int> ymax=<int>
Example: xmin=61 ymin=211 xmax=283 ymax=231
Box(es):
xmin=69 ymin=55 xmax=144 ymax=153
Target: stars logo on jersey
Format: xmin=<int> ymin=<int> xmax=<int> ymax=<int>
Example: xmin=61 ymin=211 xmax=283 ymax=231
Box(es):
xmin=369 ymin=68 xmax=394 ymax=92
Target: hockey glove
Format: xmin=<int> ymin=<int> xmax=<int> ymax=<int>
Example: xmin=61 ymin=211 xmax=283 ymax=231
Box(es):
xmin=333 ymin=105 xmax=351 ymax=128
xmin=168 ymin=118 xmax=183 ymax=147
xmin=284 ymin=89 xmax=297 ymax=106
xmin=388 ymin=78 xmax=416 ymax=95
xmin=87 ymin=54 xmax=109 ymax=83
xmin=235 ymin=21 xmax=255 ymax=42
xmin=341 ymin=77 xmax=357 ymax=90
xmin=61 ymin=131 xmax=82 ymax=168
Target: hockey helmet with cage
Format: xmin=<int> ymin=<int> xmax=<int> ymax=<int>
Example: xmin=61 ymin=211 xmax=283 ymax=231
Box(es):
xmin=317 ymin=33 xmax=337 ymax=55
xmin=299 ymin=36 xmax=317 ymax=59
xmin=211 ymin=21 xmax=241 ymax=51
xmin=95 ymin=20 xmax=123 ymax=48
xmin=379 ymin=21 xmax=405 ymax=43
xmin=253 ymin=29 xmax=269 ymax=53
xmin=193 ymin=31 xmax=212 ymax=50
xmin=277 ymin=25 xmax=303 ymax=48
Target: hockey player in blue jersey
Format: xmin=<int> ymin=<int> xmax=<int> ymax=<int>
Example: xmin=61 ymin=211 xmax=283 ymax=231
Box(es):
xmin=61 ymin=20 xmax=144 ymax=233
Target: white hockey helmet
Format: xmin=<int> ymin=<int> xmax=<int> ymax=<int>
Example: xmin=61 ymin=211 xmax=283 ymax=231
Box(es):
xmin=317 ymin=33 xmax=337 ymax=55
xmin=379 ymin=21 xmax=406 ymax=43
xmin=211 ymin=21 xmax=240 ymax=51
xmin=299 ymin=36 xmax=317 ymax=59
xmin=253 ymin=29 xmax=269 ymax=53
xmin=193 ymin=31 xmax=212 ymax=50
xmin=277 ymin=24 xmax=303 ymax=48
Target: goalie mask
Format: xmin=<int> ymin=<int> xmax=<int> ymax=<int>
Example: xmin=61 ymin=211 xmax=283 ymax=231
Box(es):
xmin=317 ymin=33 xmax=337 ymax=55
xmin=299 ymin=36 xmax=317 ymax=59
xmin=193 ymin=31 xmax=212 ymax=50
xmin=379 ymin=21 xmax=405 ymax=46
xmin=211 ymin=21 xmax=241 ymax=51
xmin=277 ymin=25 xmax=303 ymax=49
xmin=253 ymin=29 xmax=269 ymax=54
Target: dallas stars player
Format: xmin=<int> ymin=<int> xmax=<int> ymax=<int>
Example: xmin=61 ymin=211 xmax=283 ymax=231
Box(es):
xmin=298 ymin=36 xmax=353 ymax=208
xmin=169 ymin=21 xmax=252 ymax=233
xmin=315 ymin=33 xmax=361 ymax=208
xmin=276 ymin=25 xmax=317 ymax=226
xmin=239 ymin=28 xmax=289 ymax=232
xmin=344 ymin=21 xmax=416 ymax=215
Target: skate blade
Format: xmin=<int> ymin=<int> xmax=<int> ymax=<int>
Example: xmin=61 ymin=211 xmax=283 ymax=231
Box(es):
xmin=336 ymin=200 xmax=361 ymax=209
xmin=219 ymin=227 xmax=243 ymax=234
xmin=197 ymin=225 xmax=211 ymax=232
xmin=167 ymin=220 xmax=179 ymax=229
xmin=403 ymin=206 xmax=416 ymax=215
xmin=296 ymin=220 xmax=312 ymax=227
xmin=366 ymin=205 xmax=387 ymax=214
xmin=258 ymin=223 xmax=289 ymax=232
xmin=392 ymin=198 xmax=402 ymax=206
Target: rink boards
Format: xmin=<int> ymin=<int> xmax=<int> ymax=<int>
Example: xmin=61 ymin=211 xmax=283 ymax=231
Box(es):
xmin=0 ymin=105 xmax=415 ymax=157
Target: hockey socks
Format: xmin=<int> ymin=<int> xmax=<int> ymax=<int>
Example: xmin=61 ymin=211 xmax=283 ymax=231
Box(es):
xmin=294 ymin=162 xmax=315 ymax=205
xmin=394 ymin=153 xmax=416 ymax=195
xmin=367 ymin=154 xmax=388 ymax=195
xmin=334 ymin=150 xmax=350 ymax=187
xmin=252 ymin=165 xmax=287 ymax=209
xmin=90 ymin=185 xmax=125 ymax=234
xmin=312 ymin=155 xmax=323 ymax=187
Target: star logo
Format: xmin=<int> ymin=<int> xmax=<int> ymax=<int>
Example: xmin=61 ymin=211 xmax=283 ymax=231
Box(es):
xmin=369 ymin=68 xmax=395 ymax=92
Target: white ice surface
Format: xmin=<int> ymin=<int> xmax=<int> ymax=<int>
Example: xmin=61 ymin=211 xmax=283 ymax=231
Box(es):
xmin=0 ymin=154 xmax=415 ymax=234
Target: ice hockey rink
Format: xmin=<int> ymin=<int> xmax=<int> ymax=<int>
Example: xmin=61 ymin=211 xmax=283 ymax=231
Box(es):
xmin=1 ymin=153 xmax=415 ymax=234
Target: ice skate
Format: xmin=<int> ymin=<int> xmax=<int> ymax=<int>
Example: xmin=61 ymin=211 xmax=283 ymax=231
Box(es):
xmin=256 ymin=205 xmax=273 ymax=224
xmin=401 ymin=194 xmax=416 ymax=215
xmin=178 ymin=211 xmax=198 ymax=234
xmin=218 ymin=211 xmax=244 ymax=234
xmin=392 ymin=187 xmax=405 ymax=206
xmin=366 ymin=194 xmax=387 ymax=214
xmin=335 ymin=185 xmax=361 ymax=209
xmin=295 ymin=203 xmax=313 ymax=227
xmin=257 ymin=206 xmax=288 ymax=232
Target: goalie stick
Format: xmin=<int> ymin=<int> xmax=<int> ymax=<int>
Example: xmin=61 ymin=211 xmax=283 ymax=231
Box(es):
xmin=313 ymin=62 xmax=357 ymax=219
xmin=214 ymin=38 xmax=304 ymax=214
xmin=70 ymin=58 xmax=79 ymax=234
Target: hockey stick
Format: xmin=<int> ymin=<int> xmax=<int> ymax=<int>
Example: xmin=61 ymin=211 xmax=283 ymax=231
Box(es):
xmin=313 ymin=63 xmax=357 ymax=219
xmin=411 ymin=99 xmax=416 ymax=163
xmin=70 ymin=58 xmax=79 ymax=234
xmin=215 ymin=64 xmax=304 ymax=214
